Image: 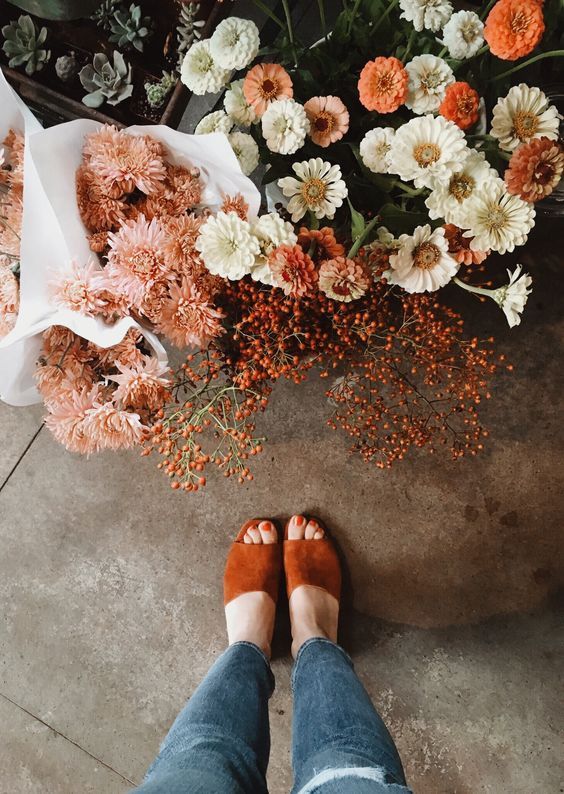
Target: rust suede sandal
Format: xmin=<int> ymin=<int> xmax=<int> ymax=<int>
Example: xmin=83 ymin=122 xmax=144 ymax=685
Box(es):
xmin=283 ymin=516 xmax=342 ymax=603
xmin=224 ymin=519 xmax=282 ymax=607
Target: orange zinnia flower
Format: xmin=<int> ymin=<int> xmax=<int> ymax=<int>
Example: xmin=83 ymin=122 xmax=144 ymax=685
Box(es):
xmin=358 ymin=56 xmax=408 ymax=113
xmin=484 ymin=0 xmax=545 ymax=61
xmin=443 ymin=224 xmax=489 ymax=265
xmin=505 ymin=137 xmax=564 ymax=202
xmin=439 ymin=82 xmax=480 ymax=130
xmin=303 ymin=96 xmax=350 ymax=147
xmin=243 ymin=63 xmax=293 ymax=117
xmin=297 ymin=227 xmax=345 ymax=259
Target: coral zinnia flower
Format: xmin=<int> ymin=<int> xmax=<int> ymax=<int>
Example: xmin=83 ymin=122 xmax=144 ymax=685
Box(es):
xmin=505 ymin=137 xmax=564 ymax=202
xmin=304 ymin=96 xmax=350 ymax=148
xmin=297 ymin=227 xmax=345 ymax=259
xmin=158 ymin=276 xmax=225 ymax=348
xmin=443 ymin=224 xmax=489 ymax=265
xmin=439 ymin=82 xmax=480 ymax=131
xmin=269 ymin=244 xmax=317 ymax=297
xmin=358 ymin=57 xmax=408 ymax=113
xmin=106 ymin=215 xmax=174 ymax=305
xmin=318 ymin=257 xmax=371 ymax=302
xmin=484 ymin=0 xmax=545 ymax=61
xmin=243 ymin=63 xmax=293 ymax=117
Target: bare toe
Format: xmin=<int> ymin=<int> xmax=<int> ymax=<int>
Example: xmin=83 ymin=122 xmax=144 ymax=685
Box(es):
xmin=288 ymin=514 xmax=306 ymax=540
xmin=245 ymin=526 xmax=262 ymax=544
xmin=258 ymin=521 xmax=277 ymax=544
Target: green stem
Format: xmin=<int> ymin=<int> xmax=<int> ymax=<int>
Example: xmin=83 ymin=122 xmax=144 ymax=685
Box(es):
xmin=347 ymin=0 xmax=363 ymax=34
xmin=249 ymin=0 xmax=285 ymax=29
xmin=480 ymin=0 xmax=497 ymax=20
xmin=372 ymin=0 xmax=399 ymax=33
xmin=348 ymin=214 xmax=380 ymax=258
xmin=281 ymin=0 xmax=295 ymax=45
xmin=317 ymin=0 xmax=327 ymax=38
xmin=402 ymin=29 xmax=417 ymax=63
xmin=492 ymin=50 xmax=564 ymax=82
xmin=390 ymin=179 xmax=423 ymax=197
xmin=453 ymin=277 xmax=493 ymax=298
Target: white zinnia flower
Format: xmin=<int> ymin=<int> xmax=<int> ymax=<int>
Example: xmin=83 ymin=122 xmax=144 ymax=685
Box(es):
xmin=250 ymin=212 xmax=297 ymax=285
xmin=441 ymin=10 xmax=484 ymax=59
xmin=359 ymin=128 xmax=395 ymax=174
xmin=399 ymin=0 xmax=453 ymax=32
xmin=194 ymin=109 xmax=233 ymax=135
xmin=196 ymin=211 xmax=260 ymax=280
xmin=180 ymin=40 xmax=230 ymax=95
xmin=405 ymin=55 xmax=454 ymax=115
xmin=261 ymin=99 xmax=309 ymax=155
xmin=388 ymin=114 xmax=467 ymax=189
xmin=209 ymin=17 xmax=260 ymax=70
xmin=278 ymin=158 xmax=348 ymax=223
xmin=228 ymin=131 xmax=259 ymax=176
xmin=495 ymin=266 xmax=532 ymax=328
xmin=386 ymin=224 xmax=458 ymax=293
xmin=425 ymin=149 xmax=498 ymax=226
xmin=491 ymin=84 xmax=561 ymax=152
xmin=224 ymin=79 xmax=258 ymax=127
xmin=463 ymin=179 xmax=535 ymax=254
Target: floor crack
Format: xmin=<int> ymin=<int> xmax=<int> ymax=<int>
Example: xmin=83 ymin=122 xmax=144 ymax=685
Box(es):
xmin=0 ymin=423 xmax=44 ymax=495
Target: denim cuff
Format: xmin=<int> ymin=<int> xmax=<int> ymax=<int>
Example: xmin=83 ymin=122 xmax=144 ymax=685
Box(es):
xmin=228 ymin=641 xmax=275 ymax=692
xmin=291 ymin=637 xmax=352 ymax=691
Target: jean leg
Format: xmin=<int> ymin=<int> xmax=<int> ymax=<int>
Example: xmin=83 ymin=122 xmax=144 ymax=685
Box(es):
xmin=291 ymin=638 xmax=410 ymax=794
xmin=134 ymin=642 xmax=274 ymax=794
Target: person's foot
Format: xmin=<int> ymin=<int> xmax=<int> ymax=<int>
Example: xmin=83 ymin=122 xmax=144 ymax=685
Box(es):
xmin=287 ymin=515 xmax=340 ymax=658
xmin=224 ymin=520 xmax=278 ymax=658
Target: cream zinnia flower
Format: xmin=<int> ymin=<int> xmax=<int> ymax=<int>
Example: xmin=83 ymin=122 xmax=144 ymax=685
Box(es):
xmin=180 ymin=40 xmax=230 ymax=95
xmin=386 ymin=224 xmax=458 ymax=293
xmin=196 ymin=211 xmax=260 ymax=280
xmin=194 ymin=110 xmax=233 ymax=135
xmin=441 ymin=10 xmax=484 ymax=59
xmin=463 ymin=178 xmax=535 ymax=254
xmin=405 ymin=55 xmax=454 ymax=115
xmin=359 ymin=127 xmax=395 ymax=174
xmin=209 ymin=17 xmax=260 ymax=71
xmin=425 ymin=149 xmax=498 ymax=226
xmin=250 ymin=213 xmax=297 ymax=286
xmin=228 ymin=131 xmax=259 ymax=176
xmin=261 ymin=99 xmax=309 ymax=155
xmin=491 ymin=84 xmax=561 ymax=152
xmin=388 ymin=114 xmax=467 ymax=188
xmin=496 ymin=265 xmax=533 ymax=328
xmin=224 ymin=79 xmax=258 ymax=127
xmin=399 ymin=0 xmax=453 ymax=32
xmin=278 ymin=158 xmax=348 ymax=223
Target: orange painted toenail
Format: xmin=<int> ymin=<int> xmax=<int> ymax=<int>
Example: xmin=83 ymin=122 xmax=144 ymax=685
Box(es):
xmin=296 ymin=516 xmax=305 ymax=525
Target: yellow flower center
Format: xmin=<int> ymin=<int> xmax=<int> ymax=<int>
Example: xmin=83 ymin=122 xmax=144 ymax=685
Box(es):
xmin=487 ymin=207 xmax=508 ymax=231
xmin=260 ymin=78 xmax=279 ymax=100
xmin=301 ymin=177 xmax=327 ymax=207
xmin=314 ymin=111 xmax=334 ymax=134
xmin=413 ymin=242 xmax=441 ymax=270
xmin=414 ymin=143 xmax=441 ymax=167
xmin=510 ymin=10 xmax=530 ymax=35
xmin=449 ymin=173 xmax=475 ymax=202
xmin=374 ymin=71 xmax=394 ymax=95
xmin=513 ymin=110 xmax=539 ymax=141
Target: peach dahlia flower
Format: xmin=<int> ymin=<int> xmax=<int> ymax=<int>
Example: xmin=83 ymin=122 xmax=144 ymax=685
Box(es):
xmin=304 ymin=96 xmax=350 ymax=148
xmin=243 ymin=63 xmax=293 ymax=117
xmin=358 ymin=57 xmax=408 ymax=113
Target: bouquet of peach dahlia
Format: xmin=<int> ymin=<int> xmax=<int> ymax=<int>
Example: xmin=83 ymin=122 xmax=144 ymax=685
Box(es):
xmin=35 ymin=0 xmax=564 ymax=492
xmin=0 ymin=129 xmax=24 ymax=340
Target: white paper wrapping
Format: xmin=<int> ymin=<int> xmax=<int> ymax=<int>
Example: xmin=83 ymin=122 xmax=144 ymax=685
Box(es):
xmin=0 ymin=112 xmax=261 ymax=406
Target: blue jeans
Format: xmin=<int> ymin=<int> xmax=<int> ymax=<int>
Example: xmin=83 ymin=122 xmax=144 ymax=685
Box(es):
xmin=134 ymin=638 xmax=411 ymax=793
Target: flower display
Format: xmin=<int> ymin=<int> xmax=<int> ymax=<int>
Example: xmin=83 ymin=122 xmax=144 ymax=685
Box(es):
xmin=484 ymin=0 xmax=545 ymax=60
xmin=209 ymin=17 xmax=260 ymax=71
xmin=441 ymin=10 xmax=484 ymax=59
xmin=278 ymin=158 xmax=348 ymax=222
xmin=490 ymin=84 xmax=561 ymax=151
xmin=359 ymin=127 xmax=395 ymax=174
xmin=505 ymin=137 xmax=564 ymax=202
xmin=11 ymin=1 xmax=562 ymax=494
xmin=386 ymin=224 xmax=459 ymax=293
xmin=304 ymin=96 xmax=349 ymax=147
xmin=358 ymin=56 xmax=408 ymax=113
xmin=405 ymin=54 xmax=454 ymax=114
xmin=0 ymin=129 xmax=24 ymax=338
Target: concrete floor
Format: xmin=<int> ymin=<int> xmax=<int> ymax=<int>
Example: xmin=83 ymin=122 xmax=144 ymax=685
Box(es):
xmin=1 ymin=220 xmax=563 ymax=793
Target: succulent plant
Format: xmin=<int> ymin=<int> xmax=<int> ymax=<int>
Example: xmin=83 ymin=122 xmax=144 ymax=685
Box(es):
xmin=144 ymin=70 xmax=177 ymax=110
xmin=79 ymin=50 xmax=133 ymax=108
xmin=2 ymin=14 xmax=51 ymax=76
xmin=109 ymin=3 xmax=152 ymax=53
xmin=176 ymin=1 xmax=204 ymax=69
xmin=91 ymin=0 xmax=121 ymax=30
xmin=55 ymin=50 xmax=79 ymax=82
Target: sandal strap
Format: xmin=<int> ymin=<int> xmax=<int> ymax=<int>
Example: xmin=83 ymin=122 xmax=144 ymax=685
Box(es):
xmin=224 ymin=520 xmax=281 ymax=606
xmin=284 ymin=537 xmax=341 ymax=602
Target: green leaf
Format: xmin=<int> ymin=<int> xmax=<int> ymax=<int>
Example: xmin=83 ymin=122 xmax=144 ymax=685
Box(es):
xmin=347 ymin=198 xmax=366 ymax=241
xmin=379 ymin=203 xmax=432 ymax=234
